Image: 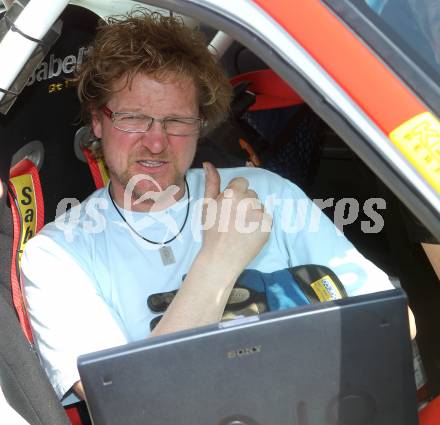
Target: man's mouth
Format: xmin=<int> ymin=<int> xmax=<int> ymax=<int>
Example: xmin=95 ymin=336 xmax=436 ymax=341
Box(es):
xmin=137 ymin=160 xmax=168 ymax=168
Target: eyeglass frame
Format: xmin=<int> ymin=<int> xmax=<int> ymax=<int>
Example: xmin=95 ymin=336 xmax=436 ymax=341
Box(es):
xmin=101 ymin=105 xmax=204 ymax=136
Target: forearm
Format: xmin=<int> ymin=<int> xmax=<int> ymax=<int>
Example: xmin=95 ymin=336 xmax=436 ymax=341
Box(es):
xmin=150 ymin=251 xmax=238 ymax=337
xmin=151 ymin=165 xmax=271 ymax=337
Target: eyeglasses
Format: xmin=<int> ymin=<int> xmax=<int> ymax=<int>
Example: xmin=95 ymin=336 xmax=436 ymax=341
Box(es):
xmin=101 ymin=105 xmax=203 ymax=136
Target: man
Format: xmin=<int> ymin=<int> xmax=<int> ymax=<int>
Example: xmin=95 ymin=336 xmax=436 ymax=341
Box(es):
xmin=21 ymin=11 xmax=414 ymax=402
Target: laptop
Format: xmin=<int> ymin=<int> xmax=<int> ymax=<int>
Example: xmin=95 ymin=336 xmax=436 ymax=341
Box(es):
xmin=78 ymin=288 xmax=418 ymax=425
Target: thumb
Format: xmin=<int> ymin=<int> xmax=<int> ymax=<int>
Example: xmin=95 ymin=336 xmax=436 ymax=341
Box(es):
xmin=203 ymin=161 xmax=220 ymax=200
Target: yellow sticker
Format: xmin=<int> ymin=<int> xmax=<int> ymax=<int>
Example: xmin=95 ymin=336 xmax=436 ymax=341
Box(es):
xmin=310 ymin=275 xmax=342 ymax=302
xmin=389 ymin=112 xmax=440 ymax=193
xmin=97 ymin=157 xmax=110 ymax=186
xmin=9 ymin=174 xmax=37 ymax=265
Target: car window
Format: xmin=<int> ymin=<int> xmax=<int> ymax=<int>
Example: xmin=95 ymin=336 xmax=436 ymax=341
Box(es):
xmin=365 ymin=0 xmax=440 ymax=76
xmin=324 ymin=0 xmax=440 ymax=119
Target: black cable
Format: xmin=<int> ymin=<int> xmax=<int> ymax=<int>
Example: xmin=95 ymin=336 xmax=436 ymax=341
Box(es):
xmin=108 ymin=177 xmax=190 ymax=245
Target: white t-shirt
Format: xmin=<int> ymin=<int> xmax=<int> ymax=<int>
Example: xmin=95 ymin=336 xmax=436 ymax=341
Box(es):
xmin=21 ymin=167 xmax=393 ymax=398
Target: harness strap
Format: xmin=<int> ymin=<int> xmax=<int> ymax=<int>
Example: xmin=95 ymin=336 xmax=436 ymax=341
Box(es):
xmin=81 ymin=146 xmax=109 ymax=189
xmin=8 ymin=159 xmax=44 ymax=344
xmin=230 ymin=69 xmax=303 ymax=111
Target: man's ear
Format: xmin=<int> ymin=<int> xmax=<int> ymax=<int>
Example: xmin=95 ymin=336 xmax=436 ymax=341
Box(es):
xmin=91 ymin=110 xmax=103 ymax=139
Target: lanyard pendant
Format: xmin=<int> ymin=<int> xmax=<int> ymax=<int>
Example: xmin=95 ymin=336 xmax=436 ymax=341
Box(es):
xmin=159 ymin=245 xmax=176 ymax=266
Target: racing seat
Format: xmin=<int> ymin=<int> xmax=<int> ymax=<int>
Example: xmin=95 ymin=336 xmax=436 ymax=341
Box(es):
xmin=0 ymin=5 xmax=100 ymax=425
xmin=0 ymin=173 xmax=67 ymax=424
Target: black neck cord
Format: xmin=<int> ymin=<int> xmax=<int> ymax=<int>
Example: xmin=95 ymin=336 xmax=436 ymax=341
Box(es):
xmin=108 ymin=177 xmax=190 ymax=245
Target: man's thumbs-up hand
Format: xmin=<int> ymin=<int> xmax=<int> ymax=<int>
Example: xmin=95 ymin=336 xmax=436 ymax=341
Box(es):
xmin=203 ymin=161 xmax=221 ymax=201
xmin=199 ymin=162 xmax=272 ymax=282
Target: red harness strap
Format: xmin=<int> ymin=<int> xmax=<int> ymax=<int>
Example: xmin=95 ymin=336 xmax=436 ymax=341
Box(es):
xmin=8 ymin=162 xmax=86 ymax=425
xmin=65 ymin=404 xmax=85 ymax=425
xmin=419 ymin=395 xmax=440 ymax=425
xmin=8 ymin=159 xmax=44 ymax=344
xmin=81 ymin=146 xmax=109 ymax=189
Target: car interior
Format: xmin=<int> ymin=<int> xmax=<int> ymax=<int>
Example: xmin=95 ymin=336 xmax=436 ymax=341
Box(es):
xmin=0 ymin=1 xmax=439 ymax=424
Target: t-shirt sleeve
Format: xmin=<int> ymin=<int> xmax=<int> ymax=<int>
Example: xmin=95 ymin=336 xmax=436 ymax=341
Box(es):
xmin=21 ymin=234 xmax=129 ymax=399
xmin=272 ymin=178 xmax=394 ymax=296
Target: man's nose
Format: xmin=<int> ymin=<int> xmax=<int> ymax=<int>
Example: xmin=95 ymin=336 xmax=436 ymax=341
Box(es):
xmin=140 ymin=120 xmax=168 ymax=153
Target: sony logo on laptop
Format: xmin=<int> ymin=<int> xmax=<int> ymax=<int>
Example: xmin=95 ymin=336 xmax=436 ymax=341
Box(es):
xmin=227 ymin=345 xmax=262 ymax=359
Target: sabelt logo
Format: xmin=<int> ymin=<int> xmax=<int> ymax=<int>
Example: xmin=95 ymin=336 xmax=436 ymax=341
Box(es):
xmin=26 ymin=46 xmax=92 ymax=87
xmin=227 ymin=345 xmax=262 ymax=359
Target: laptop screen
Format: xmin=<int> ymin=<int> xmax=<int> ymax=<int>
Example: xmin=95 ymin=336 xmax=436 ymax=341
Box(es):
xmin=78 ymin=288 xmax=418 ymax=425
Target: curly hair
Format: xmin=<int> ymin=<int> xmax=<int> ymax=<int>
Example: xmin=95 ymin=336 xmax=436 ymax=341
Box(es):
xmin=76 ymin=10 xmax=232 ymax=137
